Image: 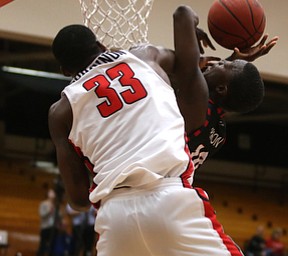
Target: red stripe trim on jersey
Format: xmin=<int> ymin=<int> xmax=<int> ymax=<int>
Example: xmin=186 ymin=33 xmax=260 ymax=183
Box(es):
xmin=217 ymin=106 xmax=226 ymax=118
xmin=190 ymin=100 xmax=212 ymax=137
xmin=83 ymin=157 xmax=94 ymax=173
xmin=89 ymin=183 xmax=101 ymax=209
xmin=207 ymin=107 xmax=211 ymax=116
xmin=193 ymin=130 xmax=201 ymax=136
xmin=203 ymin=119 xmax=209 ymax=127
xmin=68 ymin=139 xmax=95 ymax=174
xmin=68 ymin=139 xmax=99 ymax=209
xmin=180 ymin=133 xmax=194 ymax=188
xmin=209 ymin=98 xmax=225 ymax=117
xmin=194 ymin=187 xmax=244 ymax=256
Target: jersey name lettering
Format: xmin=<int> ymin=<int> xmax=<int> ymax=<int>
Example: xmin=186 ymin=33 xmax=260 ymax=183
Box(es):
xmin=209 ymin=127 xmax=225 ymax=148
xmin=191 ymin=144 xmax=209 ymax=170
xmin=73 ymin=51 xmax=127 ymax=82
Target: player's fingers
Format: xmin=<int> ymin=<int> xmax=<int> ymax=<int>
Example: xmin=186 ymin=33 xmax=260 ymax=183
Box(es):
xmin=200 ymin=32 xmax=216 ymax=50
xmin=266 ymin=36 xmax=279 ymax=46
xmin=262 ymin=41 xmax=277 ymax=54
xmin=249 ymin=45 xmax=266 ymax=58
xmin=232 ymin=47 xmax=246 ymax=58
xmin=198 ymin=41 xmax=205 ymax=54
xmin=206 ymin=58 xmax=221 ymax=66
xmin=259 ymin=34 xmax=268 ymax=45
xmin=233 ymin=47 xmax=240 ymax=54
xmin=206 ymin=56 xmax=221 ymax=62
xmin=205 ymin=37 xmax=216 ymax=50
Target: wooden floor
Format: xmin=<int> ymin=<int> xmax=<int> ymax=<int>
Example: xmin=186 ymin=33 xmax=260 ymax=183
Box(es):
xmin=0 ymin=159 xmax=287 ymax=255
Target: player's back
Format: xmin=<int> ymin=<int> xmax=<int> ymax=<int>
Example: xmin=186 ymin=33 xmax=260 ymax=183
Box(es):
xmin=63 ymin=50 xmax=192 ymax=203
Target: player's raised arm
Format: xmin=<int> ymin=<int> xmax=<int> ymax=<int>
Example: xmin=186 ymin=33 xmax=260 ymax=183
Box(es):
xmin=172 ymin=5 xmax=209 ymax=134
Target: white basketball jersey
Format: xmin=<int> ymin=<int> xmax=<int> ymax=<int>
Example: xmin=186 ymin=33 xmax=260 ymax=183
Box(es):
xmin=63 ymin=50 xmax=193 ymax=204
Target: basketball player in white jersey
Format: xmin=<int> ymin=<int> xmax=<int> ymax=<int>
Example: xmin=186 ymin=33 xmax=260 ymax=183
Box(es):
xmin=49 ymin=5 xmax=246 ymax=256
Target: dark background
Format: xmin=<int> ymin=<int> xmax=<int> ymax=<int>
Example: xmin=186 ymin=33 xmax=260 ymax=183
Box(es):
xmin=0 ymin=37 xmax=288 ymax=168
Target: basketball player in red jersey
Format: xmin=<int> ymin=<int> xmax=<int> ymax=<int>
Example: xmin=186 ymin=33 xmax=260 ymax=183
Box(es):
xmin=49 ymin=5 xmax=264 ymax=256
xmin=130 ymin=9 xmax=277 ymax=256
xmin=133 ymin=34 xmax=276 ymax=172
xmin=188 ymin=34 xmax=279 ymax=170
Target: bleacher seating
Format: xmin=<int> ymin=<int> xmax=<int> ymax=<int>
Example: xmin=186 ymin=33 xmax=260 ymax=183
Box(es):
xmin=196 ymin=180 xmax=288 ymax=250
xmin=0 ymin=158 xmax=287 ymax=255
xmin=0 ymin=159 xmax=57 ymax=255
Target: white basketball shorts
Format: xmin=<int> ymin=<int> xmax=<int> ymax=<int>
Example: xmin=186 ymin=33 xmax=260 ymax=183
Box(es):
xmin=95 ymin=177 xmax=243 ymax=256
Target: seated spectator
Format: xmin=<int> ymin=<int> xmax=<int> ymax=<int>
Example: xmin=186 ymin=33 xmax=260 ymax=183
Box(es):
xmin=266 ymin=228 xmax=285 ymax=256
xmin=245 ymin=225 xmax=267 ymax=256
xmin=37 ymin=188 xmax=62 ymax=256
xmin=66 ymin=204 xmax=97 ymax=256
xmin=51 ymin=217 xmax=72 ymax=256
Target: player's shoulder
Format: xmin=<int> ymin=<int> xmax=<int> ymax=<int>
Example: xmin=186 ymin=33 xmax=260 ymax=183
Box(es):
xmin=129 ymin=43 xmax=160 ymax=60
xmin=130 ymin=44 xmax=175 ymax=75
xmin=130 ymin=43 xmax=158 ymax=52
xmin=48 ymin=93 xmax=72 ymax=128
xmin=49 ymin=94 xmax=67 ymax=117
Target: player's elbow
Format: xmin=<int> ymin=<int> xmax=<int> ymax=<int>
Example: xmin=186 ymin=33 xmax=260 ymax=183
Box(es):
xmin=67 ymin=188 xmax=91 ymax=211
xmin=174 ymin=5 xmax=190 ymax=16
xmin=173 ymin=5 xmax=198 ymax=25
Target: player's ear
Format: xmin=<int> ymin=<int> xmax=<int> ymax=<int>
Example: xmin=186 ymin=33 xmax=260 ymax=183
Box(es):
xmin=97 ymin=41 xmax=107 ymax=52
xmin=215 ymin=84 xmax=228 ymax=97
xmin=60 ymin=66 xmax=72 ymax=77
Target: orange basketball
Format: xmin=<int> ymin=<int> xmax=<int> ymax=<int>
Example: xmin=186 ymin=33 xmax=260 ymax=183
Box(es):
xmin=0 ymin=0 xmax=13 ymax=8
xmin=207 ymin=0 xmax=266 ymax=50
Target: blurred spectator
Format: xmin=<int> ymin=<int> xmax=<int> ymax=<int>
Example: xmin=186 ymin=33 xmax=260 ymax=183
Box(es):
xmin=36 ymin=188 xmax=62 ymax=256
xmin=245 ymin=225 xmax=267 ymax=256
xmin=51 ymin=217 xmax=72 ymax=256
xmin=83 ymin=206 xmax=98 ymax=256
xmin=66 ymin=204 xmax=97 ymax=256
xmin=266 ymin=228 xmax=285 ymax=256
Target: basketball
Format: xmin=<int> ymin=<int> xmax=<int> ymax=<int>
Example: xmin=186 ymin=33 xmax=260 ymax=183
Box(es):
xmin=0 ymin=0 xmax=13 ymax=7
xmin=207 ymin=0 xmax=266 ymax=50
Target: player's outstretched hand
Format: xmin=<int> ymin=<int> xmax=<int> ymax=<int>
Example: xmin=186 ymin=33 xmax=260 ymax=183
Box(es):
xmin=196 ymin=27 xmax=216 ymax=54
xmin=226 ymin=34 xmax=279 ymax=62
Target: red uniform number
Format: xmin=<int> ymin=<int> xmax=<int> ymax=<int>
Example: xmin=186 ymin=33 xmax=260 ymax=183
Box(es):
xmin=83 ymin=63 xmax=147 ymax=117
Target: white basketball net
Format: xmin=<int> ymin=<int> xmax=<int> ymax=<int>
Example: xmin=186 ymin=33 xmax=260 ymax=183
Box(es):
xmin=78 ymin=0 xmax=154 ymax=50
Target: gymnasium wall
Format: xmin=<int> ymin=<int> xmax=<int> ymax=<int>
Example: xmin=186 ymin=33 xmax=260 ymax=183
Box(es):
xmin=0 ymin=0 xmax=287 ymax=82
